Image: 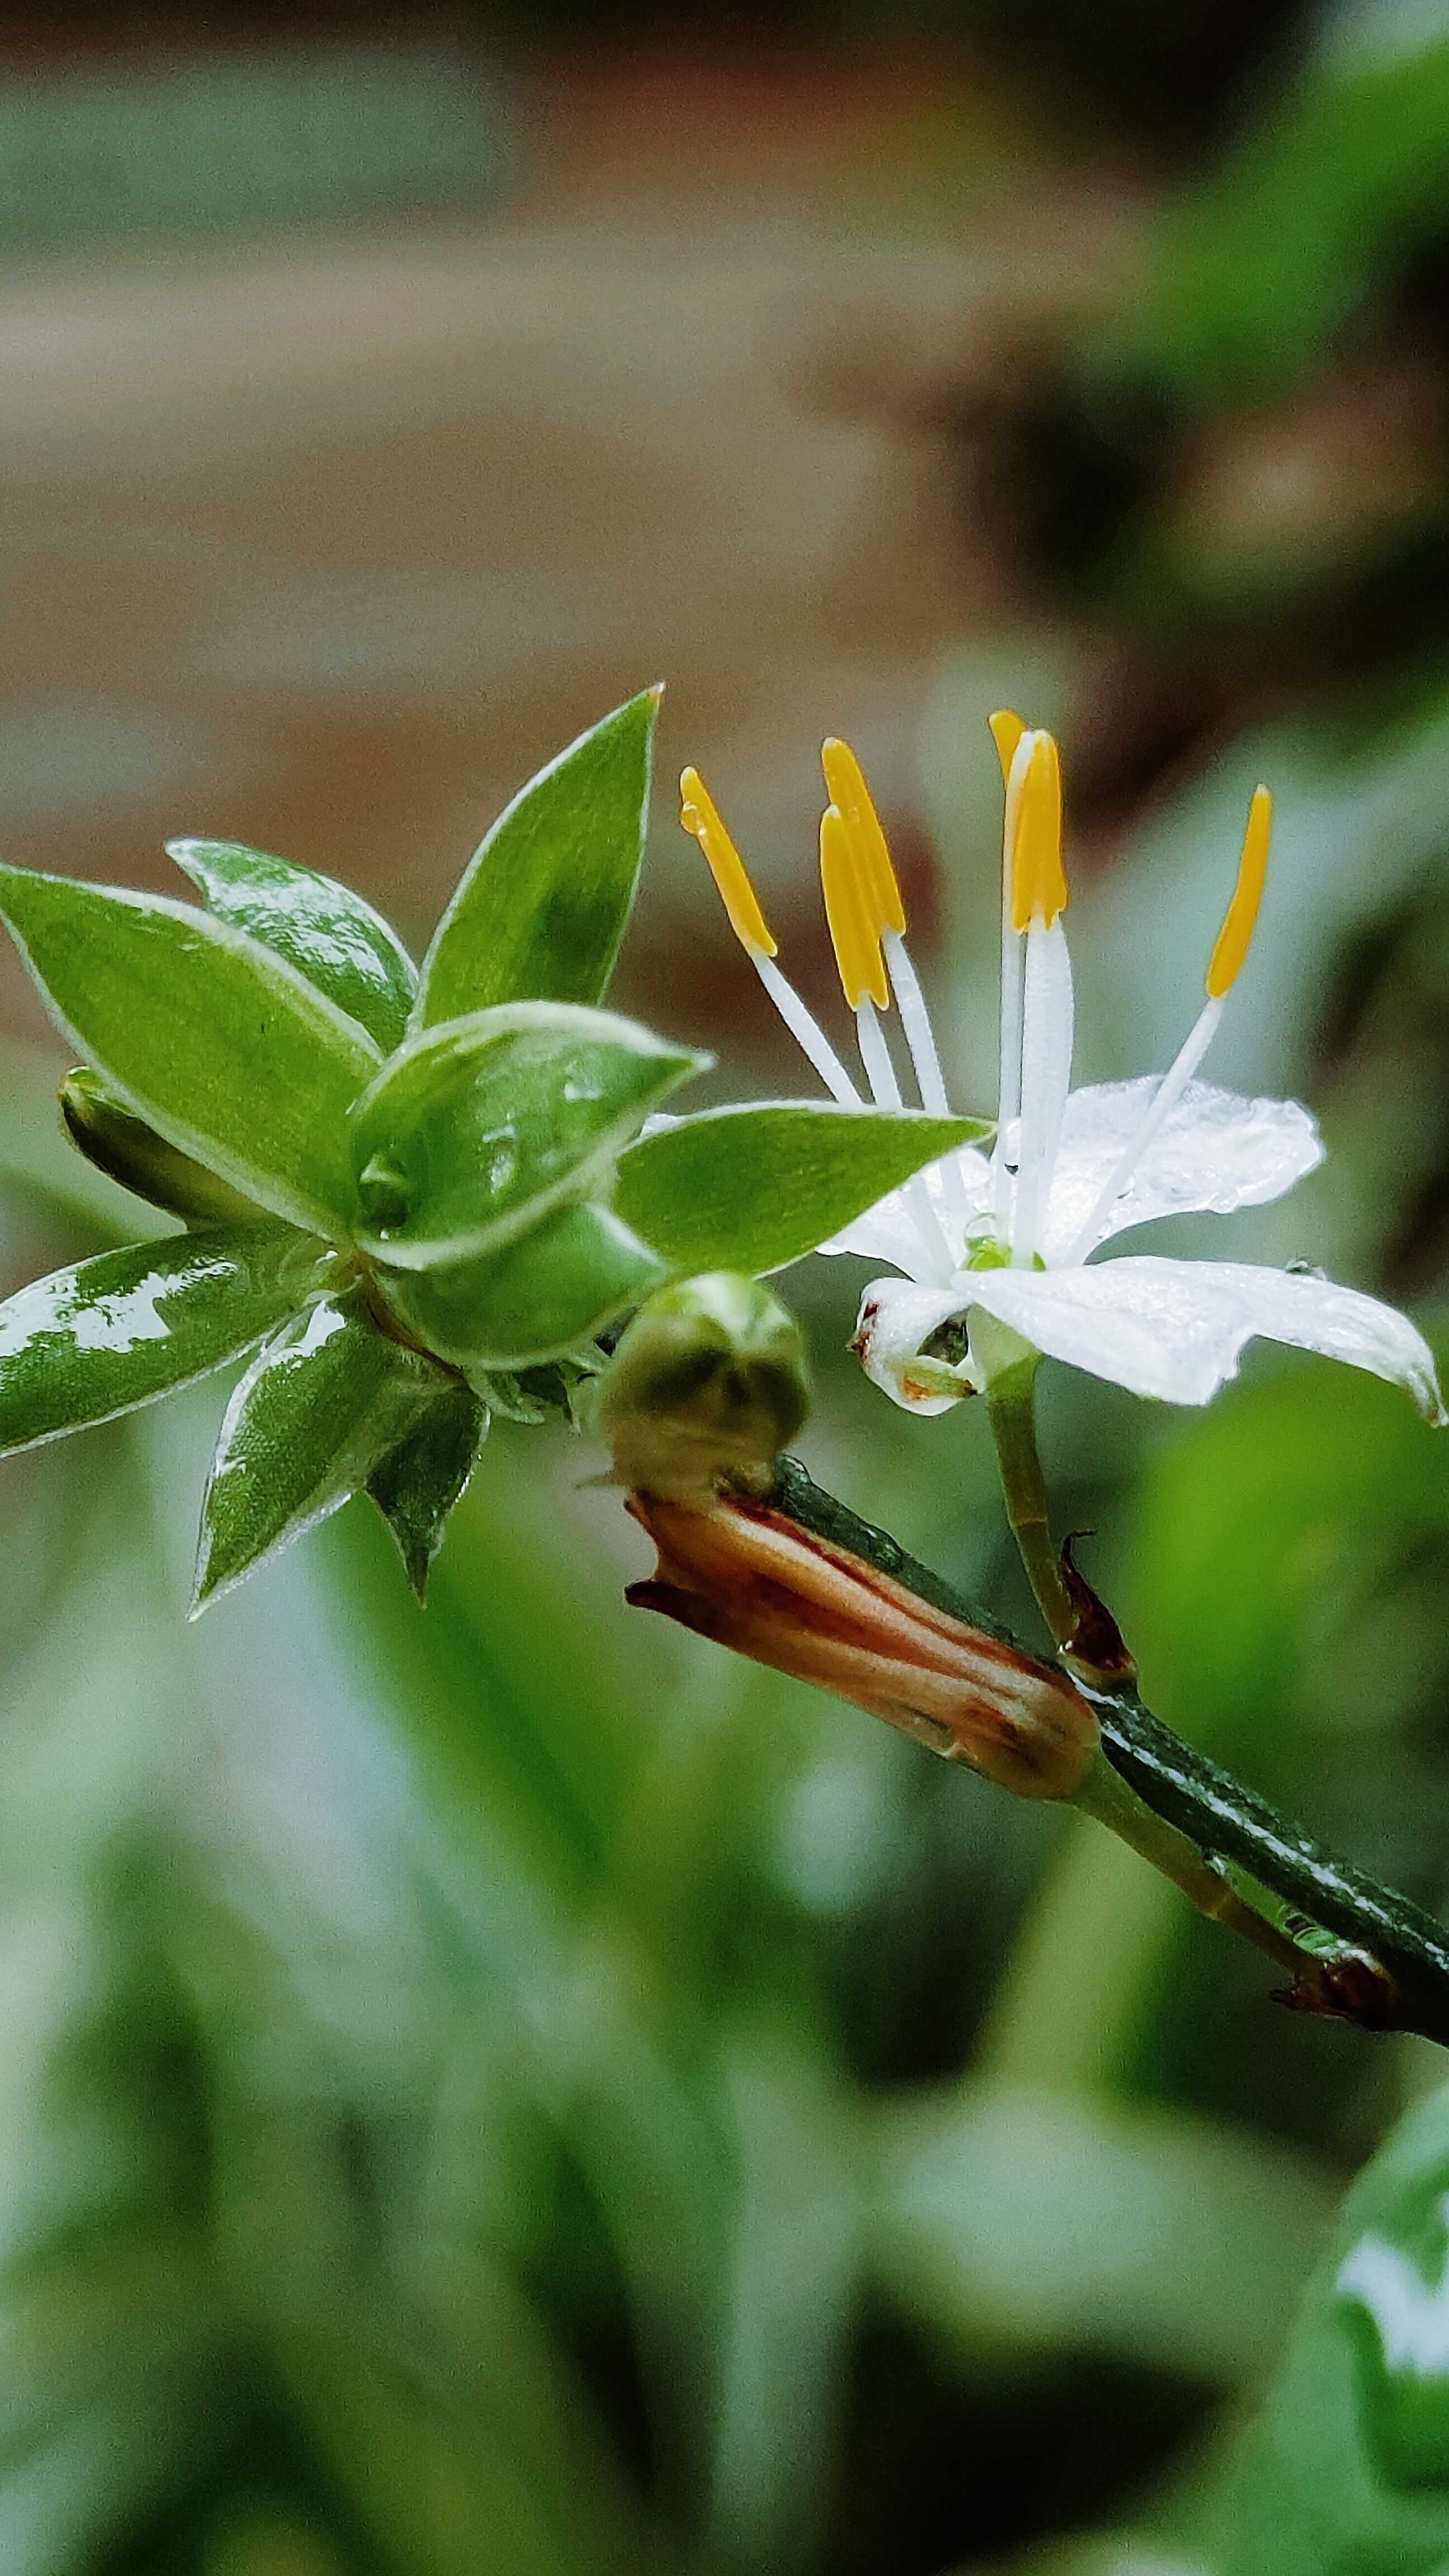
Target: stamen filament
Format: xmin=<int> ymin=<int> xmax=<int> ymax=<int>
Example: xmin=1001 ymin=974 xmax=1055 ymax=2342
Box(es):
xmin=1064 ymin=996 xmax=1221 ymax=1265
xmin=993 ymin=723 xmax=1034 ymax=1229
xmin=883 ymin=926 xmax=973 ymax=1251
xmin=855 ymin=993 xmax=902 ymax=1108
xmin=856 ymin=993 xmax=951 ymax=1272
xmin=1012 ymin=918 xmax=1074 ymax=1268
xmin=1063 ymin=787 xmax=1272 ymax=1263
xmin=754 ymin=952 xmax=862 ymax=1106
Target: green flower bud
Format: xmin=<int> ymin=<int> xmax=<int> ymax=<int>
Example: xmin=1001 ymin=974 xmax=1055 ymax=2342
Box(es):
xmin=60 ymin=1068 xmax=266 ymax=1229
xmin=588 ymin=1271 xmax=809 ymax=1498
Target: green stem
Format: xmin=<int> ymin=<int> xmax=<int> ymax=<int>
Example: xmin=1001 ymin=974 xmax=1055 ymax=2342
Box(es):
xmin=766 ymin=1456 xmax=1449 ymax=2048
xmin=1072 ymin=1748 xmax=1305 ymax=1980
xmin=979 ymin=1335 xmax=1075 ymax=1648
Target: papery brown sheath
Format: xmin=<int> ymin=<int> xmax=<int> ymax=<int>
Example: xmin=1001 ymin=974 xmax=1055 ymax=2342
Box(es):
xmin=626 ymin=1485 xmax=1098 ymax=1800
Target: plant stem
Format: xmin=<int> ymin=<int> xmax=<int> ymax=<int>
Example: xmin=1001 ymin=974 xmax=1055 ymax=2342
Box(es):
xmin=1072 ymin=1748 xmax=1306 ymax=1980
xmin=981 ymin=1348 xmax=1076 ymax=1647
xmin=765 ymin=1455 xmax=1449 ymax=2048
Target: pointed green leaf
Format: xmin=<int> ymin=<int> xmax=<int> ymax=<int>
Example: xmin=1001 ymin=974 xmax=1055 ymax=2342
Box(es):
xmin=415 ymin=688 xmax=660 ymax=1024
xmin=367 ymin=1379 xmax=489 ymax=1602
xmin=0 ymin=866 xmax=381 ymax=1236
xmin=375 ymin=1200 xmax=665 ymax=1371
xmin=60 ymin=1068 xmax=266 ymax=1228
xmin=613 ymin=1101 xmax=993 ymax=1277
xmin=0 ymin=1223 xmax=324 ymax=1455
xmin=193 ymin=1290 xmax=455 ymax=1608
xmin=348 ymin=1001 xmax=705 ymax=1271
xmin=167 ymin=836 xmax=417 ymax=1050
xmin=1220 ymin=2077 xmax=1449 ymax=2576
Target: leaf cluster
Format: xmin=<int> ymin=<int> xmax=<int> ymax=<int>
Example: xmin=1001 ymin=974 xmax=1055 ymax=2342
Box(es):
xmin=0 ymin=689 xmax=984 ymax=1609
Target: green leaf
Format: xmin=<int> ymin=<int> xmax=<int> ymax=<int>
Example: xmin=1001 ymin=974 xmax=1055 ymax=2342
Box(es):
xmin=375 ymin=1200 xmax=665 ymax=1371
xmin=613 ymin=1102 xmax=993 ymax=1277
xmin=415 ymin=688 xmax=660 ymax=1025
xmin=348 ymin=1002 xmax=705 ymax=1270
xmin=0 ymin=866 xmax=381 ymax=1237
xmin=166 ymin=836 xmax=417 ymax=1052
xmin=0 ymin=1224 xmax=324 ymax=1455
xmin=59 ymin=1068 xmax=267 ymax=1229
xmin=1219 ymin=2076 xmax=1449 ymax=2576
xmin=193 ymin=1290 xmax=455 ymax=1609
xmin=367 ymin=1378 xmax=489 ymax=1603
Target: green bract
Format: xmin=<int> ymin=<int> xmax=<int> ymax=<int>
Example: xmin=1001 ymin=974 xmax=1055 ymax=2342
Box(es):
xmin=615 ymin=1102 xmax=991 ymax=1277
xmin=0 ymin=689 xmax=993 ymax=1606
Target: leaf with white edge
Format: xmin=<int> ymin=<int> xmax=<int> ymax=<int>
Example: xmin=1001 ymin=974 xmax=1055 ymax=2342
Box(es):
xmin=193 ymin=1290 xmax=455 ymax=1609
xmin=1220 ymin=2075 xmax=1449 ymax=2576
xmin=0 ymin=1224 xmax=325 ymax=1455
xmin=416 ymin=688 xmax=660 ymax=1024
xmin=0 ymin=866 xmax=381 ymax=1237
xmin=60 ymin=1068 xmax=266 ymax=1228
xmin=167 ymin=837 xmax=417 ymax=1051
xmin=367 ymin=1379 xmax=489 ymax=1602
xmin=613 ymin=1102 xmax=993 ymax=1278
xmin=349 ymin=1001 xmax=705 ymax=1271
xmin=375 ymin=1200 xmax=665 ymax=1371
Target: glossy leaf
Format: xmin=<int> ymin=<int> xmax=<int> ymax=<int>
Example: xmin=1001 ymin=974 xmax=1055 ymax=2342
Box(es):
xmin=0 ymin=866 xmax=381 ymax=1236
xmin=60 ymin=1068 xmax=266 ymax=1228
xmin=193 ymin=1290 xmax=454 ymax=1609
xmin=367 ymin=1378 xmax=489 ymax=1602
xmin=375 ymin=1200 xmax=665 ymax=1371
xmin=415 ymin=688 xmax=660 ymax=1025
xmin=613 ymin=1102 xmax=992 ymax=1277
xmin=0 ymin=1224 xmax=324 ymax=1455
xmin=349 ymin=1001 xmax=704 ymax=1270
xmin=1220 ymin=2077 xmax=1449 ymax=2575
xmin=167 ymin=836 xmax=417 ymax=1051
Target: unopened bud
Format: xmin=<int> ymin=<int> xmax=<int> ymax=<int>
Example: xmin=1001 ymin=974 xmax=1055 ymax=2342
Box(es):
xmin=588 ymin=1272 xmax=809 ymax=1498
xmin=60 ymin=1069 xmax=264 ymax=1228
xmin=626 ymin=1485 xmax=1098 ymax=1799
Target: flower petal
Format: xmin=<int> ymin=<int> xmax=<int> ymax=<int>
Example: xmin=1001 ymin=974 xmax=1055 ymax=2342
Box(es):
xmin=962 ymin=1256 xmax=1446 ymax=1420
xmin=1040 ymin=1080 xmax=1323 ymax=1265
xmin=851 ymin=1277 xmax=976 ymax=1414
xmin=821 ymin=1145 xmax=994 ymax=1277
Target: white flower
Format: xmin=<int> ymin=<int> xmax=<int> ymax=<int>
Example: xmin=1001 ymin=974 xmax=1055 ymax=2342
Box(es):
xmin=679 ymin=724 xmax=1446 ymax=1428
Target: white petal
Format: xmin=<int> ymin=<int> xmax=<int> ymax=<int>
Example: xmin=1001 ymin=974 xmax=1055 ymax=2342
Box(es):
xmin=851 ymin=1278 xmax=976 ymax=1414
xmin=820 ymin=1145 xmax=995 ymax=1280
xmin=963 ymin=1256 xmax=1447 ymax=1419
xmin=1040 ymin=1080 xmax=1324 ymax=1265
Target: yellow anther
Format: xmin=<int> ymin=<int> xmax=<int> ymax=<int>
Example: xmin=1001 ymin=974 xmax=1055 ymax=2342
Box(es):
xmin=679 ymin=765 xmax=776 ymax=957
xmin=820 ymin=737 xmax=906 ymax=939
xmin=820 ymin=804 xmax=889 ymax=1010
xmin=1206 ymin=785 xmax=1272 ymax=999
xmin=988 ymin=708 xmax=1026 ymax=785
xmin=1008 ymin=731 xmax=1068 ymax=932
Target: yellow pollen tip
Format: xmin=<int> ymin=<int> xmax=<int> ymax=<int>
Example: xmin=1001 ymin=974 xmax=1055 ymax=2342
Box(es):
xmin=820 ymin=803 xmax=888 ymax=1010
xmin=988 ymin=709 xmax=1026 ymax=784
xmin=679 ymin=765 xmax=776 ymax=958
xmin=1008 ymin=731 xmax=1068 ymax=932
xmin=820 ymin=737 xmax=907 ymax=940
xmin=1206 ymin=785 xmax=1272 ymax=1000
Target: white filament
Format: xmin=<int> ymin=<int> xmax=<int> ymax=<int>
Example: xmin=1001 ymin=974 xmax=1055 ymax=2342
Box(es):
xmin=884 ymin=926 xmax=972 ymax=1252
xmin=1064 ymin=993 xmax=1224 ymax=1265
xmin=752 ymin=951 xmax=862 ymax=1105
xmin=856 ymin=995 xmax=953 ymax=1274
xmin=1011 ymin=918 xmax=1075 ymax=1268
